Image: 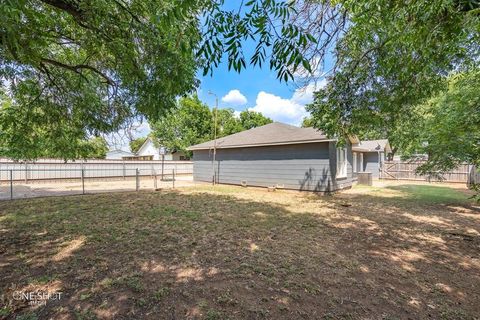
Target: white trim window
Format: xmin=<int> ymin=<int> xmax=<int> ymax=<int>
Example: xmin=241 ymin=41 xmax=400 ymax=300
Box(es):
xmin=336 ymin=148 xmax=348 ymax=178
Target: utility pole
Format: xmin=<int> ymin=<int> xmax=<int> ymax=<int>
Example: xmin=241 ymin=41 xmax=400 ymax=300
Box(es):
xmin=208 ymin=91 xmax=218 ymax=185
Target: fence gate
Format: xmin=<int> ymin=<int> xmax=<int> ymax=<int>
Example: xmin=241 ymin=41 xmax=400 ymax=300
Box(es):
xmin=380 ymin=161 xmax=471 ymax=183
xmin=380 ymin=162 xmax=398 ymax=180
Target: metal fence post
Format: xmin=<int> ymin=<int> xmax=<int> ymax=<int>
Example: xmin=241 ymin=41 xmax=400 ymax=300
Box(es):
xmin=136 ymin=168 xmax=140 ymax=191
xmin=81 ymin=168 xmax=85 ymax=194
xmin=161 ymin=155 xmax=165 ymax=181
xmin=172 ymin=169 xmax=175 ymax=189
xmin=10 ymin=169 xmax=13 ymax=200
xmin=24 ymin=162 xmax=28 ymax=184
xmin=154 ymin=170 xmax=158 ymax=189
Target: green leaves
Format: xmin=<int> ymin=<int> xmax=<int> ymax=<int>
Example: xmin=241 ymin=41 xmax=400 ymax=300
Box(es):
xmin=1 ymin=0 xmax=323 ymax=159
xmin=150 ymin=95 xmax=213 ymax=156
xmin=408 ymin=70 xmax=480 ymax=172
xmin=130 ymin=137 xmax=148 ymax=154
xmin=198 ymin=0 xmax=316 ymax=81
xmin=308 ymin=0 xmax=480 ymax=144
xmin=150 ymin=95 xmax=272 ymax=155
xmin=1 ymin=0 xmax=200 ymax=158
xmin=0 ymin=92 xmax=109 ymax=160
xmin=238 ymin=110 xmax=272 ymax=130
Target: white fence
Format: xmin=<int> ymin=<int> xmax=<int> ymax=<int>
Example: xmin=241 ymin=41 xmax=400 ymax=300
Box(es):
xmin=0 ymin=158 xmax=193 ymax=182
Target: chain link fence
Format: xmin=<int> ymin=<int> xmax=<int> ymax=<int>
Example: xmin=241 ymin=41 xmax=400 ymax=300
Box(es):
xmin=0 ymin=160 xmax=194 ymax=200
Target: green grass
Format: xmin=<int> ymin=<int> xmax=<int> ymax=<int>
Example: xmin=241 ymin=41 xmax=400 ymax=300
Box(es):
xmin=0 ymin=184 xmax=478 ymax=319
xmin=386 ymin=184 xmax=472 ymax=204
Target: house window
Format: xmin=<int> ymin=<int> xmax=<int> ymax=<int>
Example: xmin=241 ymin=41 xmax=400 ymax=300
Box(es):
xmin=336 ymin=148 xmax=348 ymax=178
xmin=353 ymin=153 xmax=358 ymax=173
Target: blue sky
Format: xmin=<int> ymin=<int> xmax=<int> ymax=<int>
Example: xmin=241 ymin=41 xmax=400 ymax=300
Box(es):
xmin=121 ymin=60 xmax=326 ymax=150
xmin=194 ymin=0 xmax=332 ymax=126
xmin=199 ymin=62 xmax=292 ymax=111
xmin=121 ymin=49 xmax=333 ymax=150
xmin=197 ymin=44 xmax=333 ymax=126
xmin=198 ymin=59 xmax=314 ymax=125
xmin=111 ymin=2 xmax=335 ymax=150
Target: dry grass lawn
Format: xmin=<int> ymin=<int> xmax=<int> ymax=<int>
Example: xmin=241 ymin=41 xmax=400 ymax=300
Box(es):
xmin=0 ymin=182 xmax=479 ymax=319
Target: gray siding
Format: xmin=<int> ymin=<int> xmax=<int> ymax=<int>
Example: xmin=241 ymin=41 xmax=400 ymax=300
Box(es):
xmin=193 ymin=142 xmax=353 ymax=192
xmin=363 ymin=152 xmax=382 ymax=178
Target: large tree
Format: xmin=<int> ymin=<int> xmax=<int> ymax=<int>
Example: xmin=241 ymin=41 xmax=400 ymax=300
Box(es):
xmin=216 ymin=109 xmax=273 ymax=137
xmin=1 ymin=0 xmax=200 ymax=154
xmin=238 ymin=110 xmax=273 ymax=130
xmin=129 ymin=137 xmax=147 ymax=154
xmin=398 ymin=70 xmax=480 ymax=176
xmin=306 ymin=0 xmax=480 ymax=175
xmin=307 ymin=0 xmax=479 ymax=135
xmin=151 ymin=96 xmax=273 ymax=155
xmin=216 ymin=108 xmax=244 ymax=138
xmin=0 ymin=92 xmax=109 ymax=159
xmin=83 ymin=136 xmax=109 ymax=159
xmin=0 ymin=0 xmax=317 ymax=159
xmin=151 ymin=95 xmax=213 ymax=156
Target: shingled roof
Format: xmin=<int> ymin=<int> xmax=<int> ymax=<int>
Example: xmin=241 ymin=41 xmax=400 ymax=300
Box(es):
xmin=352 ymin=139 xmax=391 ymax=153
xmin=188 ymin=122 xmax=333 ymax=150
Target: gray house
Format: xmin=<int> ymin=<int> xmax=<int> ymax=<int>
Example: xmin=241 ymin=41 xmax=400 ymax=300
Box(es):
xmin=188 ymin=122 xmax=356 ymax=192
xmin=352 ymin=139 xmax=391 ymax=178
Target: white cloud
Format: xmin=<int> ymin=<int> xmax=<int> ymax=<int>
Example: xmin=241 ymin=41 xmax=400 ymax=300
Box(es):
xmin=221 ymin=89 xmax=247 ymax=106
xmin=291 ymin=80 xmax=327 ymax=105
xmin=249 ymin=81 xmax=327 ymax=126
xmin=249 ymin=91 xmax=308 ymax=126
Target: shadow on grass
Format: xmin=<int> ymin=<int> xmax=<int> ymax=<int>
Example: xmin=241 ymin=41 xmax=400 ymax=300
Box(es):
xmin=0 ymin=187 xmax=479 ymax=319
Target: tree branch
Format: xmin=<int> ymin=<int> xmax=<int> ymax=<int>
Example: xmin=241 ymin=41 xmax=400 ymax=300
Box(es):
xmin=41 ymin=58 xmax=114 ymax=85
xmin=40 ymin=0 xmax=83 ymax=20
xmin=112 ymin=0 xmax=142 ymax=24
xmin=39 ymin=0 xmax=112 ymax=40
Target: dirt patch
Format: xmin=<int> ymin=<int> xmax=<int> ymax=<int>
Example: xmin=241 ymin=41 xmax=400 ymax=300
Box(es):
xmin=0 ymin=183 xmax=479 ymax=319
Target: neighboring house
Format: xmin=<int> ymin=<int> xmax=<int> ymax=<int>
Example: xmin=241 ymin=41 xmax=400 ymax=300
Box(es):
xmin=352 ymin=139 xmax=392 ymax=178
xmin=135 ymin=137 xmax=188 ymax=161
xmin=188 ymin=122 xmax=356 ymax=192
xmin=106 ymin=149 xmax=134 ymax=160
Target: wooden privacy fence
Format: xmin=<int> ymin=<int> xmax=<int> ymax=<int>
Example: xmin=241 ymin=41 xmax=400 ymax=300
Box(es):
xmin=468 ymin=166 xmax=480 ymax=187
xmin=380 ymin=161 xmax=472 ymax=183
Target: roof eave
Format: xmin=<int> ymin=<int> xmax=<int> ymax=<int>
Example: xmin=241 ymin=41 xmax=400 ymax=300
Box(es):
xmin=188 ymin=138 xmax=336 ymax=151
xmin=136 ymin=137 xmax=153 ymax=155
xmin=352 ymin=147 xmax=370 ymax=152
